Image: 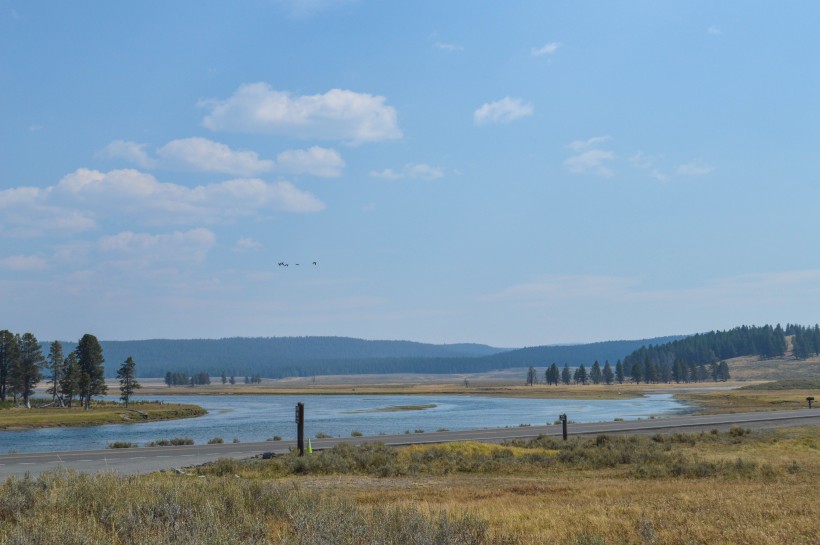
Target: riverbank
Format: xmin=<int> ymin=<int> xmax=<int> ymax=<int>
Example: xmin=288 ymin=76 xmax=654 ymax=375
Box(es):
xmin=0 ymin=402 xmax=207 ymax=430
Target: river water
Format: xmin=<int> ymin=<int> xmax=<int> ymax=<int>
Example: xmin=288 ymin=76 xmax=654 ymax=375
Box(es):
xmin=2 ymin=393 xmax=689 ymax=454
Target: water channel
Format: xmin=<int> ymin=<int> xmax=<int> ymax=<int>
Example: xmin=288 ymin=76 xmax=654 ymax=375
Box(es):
xmin=3 ymin=393 xmax=690 ymax=454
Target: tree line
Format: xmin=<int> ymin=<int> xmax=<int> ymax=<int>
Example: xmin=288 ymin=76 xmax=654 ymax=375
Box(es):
xmin=0 ymin=330 xmax=141 ymax=410
xmin=163 ymin=370 xmax=263 ymax=387
xmin=526 ymin=356 xmax=730 ymax=386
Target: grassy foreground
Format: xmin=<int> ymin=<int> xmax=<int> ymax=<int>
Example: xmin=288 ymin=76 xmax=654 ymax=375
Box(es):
xmin=0 ymin=402 xmax=206 ymax=430
xmin=1 ymin=426 xmax=816 ymax=544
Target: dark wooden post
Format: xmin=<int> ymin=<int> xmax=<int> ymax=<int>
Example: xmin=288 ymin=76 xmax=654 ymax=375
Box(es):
xmin=295 ymin=402 xmax=305 ymax=456
xmin=808 ymin=396 xmax=815 ymax=409
xmin=559 ymin=413 xmax=568 ymax=440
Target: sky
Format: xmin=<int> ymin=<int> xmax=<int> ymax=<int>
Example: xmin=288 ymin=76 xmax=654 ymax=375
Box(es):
xmin=2 ymin=1 xmax=819 ymax=347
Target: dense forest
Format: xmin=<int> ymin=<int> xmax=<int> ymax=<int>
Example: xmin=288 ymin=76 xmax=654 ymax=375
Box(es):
xmin=620 ymin=324 xmax=820 ymax=384
xmin=49 ymin=335 xmax=683 ymax=378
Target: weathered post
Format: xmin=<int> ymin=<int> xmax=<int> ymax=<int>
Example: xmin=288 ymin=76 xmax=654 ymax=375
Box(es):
xmin=559 ymin=413 xmax=568 ymax=440
xmin=295 ymin=402 xmax=305 ymax=456
xmin=808 ymin=396 xmax=815 ymax=409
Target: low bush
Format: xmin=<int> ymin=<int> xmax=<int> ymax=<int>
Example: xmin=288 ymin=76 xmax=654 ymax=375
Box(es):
xmin=207 ymin=437 xmax=224 ymax=444
xmin=147 ymin=438 xmax=194 ymax=447
xmin=107 ymin=442 xmax=137 ymax=449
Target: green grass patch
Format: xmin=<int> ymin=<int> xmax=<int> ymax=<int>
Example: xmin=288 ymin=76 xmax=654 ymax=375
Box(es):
xmin=739 ymin=378 xmax=820 ymax=390
xmin=0 ymin=402 xmax=206 ymax=429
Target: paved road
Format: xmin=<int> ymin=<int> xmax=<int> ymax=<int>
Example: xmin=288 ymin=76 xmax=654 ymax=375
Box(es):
xmin=1 ymin=409 xmax=817 ymax=479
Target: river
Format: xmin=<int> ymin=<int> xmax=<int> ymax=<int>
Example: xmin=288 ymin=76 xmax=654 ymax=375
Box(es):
xmin=3 ymin=393 xmax=689 ymax=454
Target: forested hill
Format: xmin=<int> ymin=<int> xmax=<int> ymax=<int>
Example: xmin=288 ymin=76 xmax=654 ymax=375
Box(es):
xmin=53 ymin=335 xmax=684 ymax=378
xmin=622 ymin=324 xmax=820 ymax=371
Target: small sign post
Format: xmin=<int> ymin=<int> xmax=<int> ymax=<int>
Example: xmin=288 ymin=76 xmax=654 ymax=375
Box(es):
xmin=808 ymin=396 xmax=815 ymax=409
xmin=559 ymin=413 xmax=568 ymax=440
xmin=295 ymin=402 xmax=305 ymax=456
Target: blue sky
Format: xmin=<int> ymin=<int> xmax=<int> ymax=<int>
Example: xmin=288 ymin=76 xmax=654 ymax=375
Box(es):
xmin=2 ymin=1 xmax=819 ymax=347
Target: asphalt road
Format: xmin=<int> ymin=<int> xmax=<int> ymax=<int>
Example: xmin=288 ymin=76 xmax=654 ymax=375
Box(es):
xmin=1 ymin=409 xmax=817 ymax=479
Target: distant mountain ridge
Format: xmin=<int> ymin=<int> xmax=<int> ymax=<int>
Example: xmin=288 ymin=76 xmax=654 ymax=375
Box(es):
xmin=50 ymin=335 xmax=686 ymax=378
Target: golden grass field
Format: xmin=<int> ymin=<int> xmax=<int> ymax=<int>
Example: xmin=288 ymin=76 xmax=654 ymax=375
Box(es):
xmin=3 ymin=425 xmax=813 ymax=544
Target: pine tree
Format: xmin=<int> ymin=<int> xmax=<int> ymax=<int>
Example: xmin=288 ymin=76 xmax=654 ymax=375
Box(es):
xmin=10 ymin=333 xmax=44 ymax=409
xmin=59 ymin=352 xmax=81 ymax=407
xmin=590 ymin=361 xmax=602 ymax=385
xmin=221 ymin=371 xmax=227 ymax=384
xmin=526 ymin=366 xmax=537 ymax=386
xmin=602 ymin=361 xmax=614 ymax=385
xmin=117 ymin=356 xmax=141 ymax=408
xmin=561 ymin=363 xmax=571 ymax=385
xmin=0 ymin=330 xmax=19 ymax=401
xmin=546 ymin=363 xmax=560 ymax=386
xmin=75 ymin=333 xmax=107 ymax=410
xmin=576 ymin=364 xmax=588 ymax=385
xmin=46 ymin=341 xmax=65 ymax=405
xmin=615 ymin=360 xmax=624 ymax=384
xmin=631 ymin=361 xmax=643 ymax=384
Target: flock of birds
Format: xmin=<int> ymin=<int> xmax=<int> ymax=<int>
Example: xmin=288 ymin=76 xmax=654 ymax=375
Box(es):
xmin=278 ymin=261 xmax=317 ymax=267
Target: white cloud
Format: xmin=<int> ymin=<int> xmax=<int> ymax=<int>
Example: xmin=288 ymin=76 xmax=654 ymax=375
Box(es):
xmin=0 ymin=168 xmax=324 ymax=237
xmin=199 ymin=83 xmax=402 ymax=145
xmin=370 ymin=163 xmax=444 ymax=181
xmin=233 ymin=237 xmax=262 ymax=252
xmin=434 ymin=41 xmax=464 ymax=52
xmin=531 ymin=42 xmax=561 ymax=56
xmin=156 ymin=137 xmax=274 ymax=176
xmin=276 ymin=146 xmax=345 ymax=177
xmin=564 ymin=149 xmax=615 ymax=177
xmin=473 ymin=97 xmax=534 ymax=125
xmin=0 ymin=254 xmax=47 ymax=271
xmin=98 ymin=228 xmax=216 ymax=266
xmin=564 ymin=140 xmax=615 ymax=177
xmin=708 ymin=26 xmax=721 ymax=35
xmin=98 ymin=140 xmax=157 ymax=169
xmin=568 ymin=135 xmax=610 ymax=151
xmin=676 ymin=160 xmax=713 ymax=176
xmin=0 ymin=186 xmax=96 ymax=237
xmin=630 ymin=152 xmax=669 ymax=182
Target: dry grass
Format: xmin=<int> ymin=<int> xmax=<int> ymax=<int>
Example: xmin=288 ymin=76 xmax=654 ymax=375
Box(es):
xmin=1 ymin=427 xmax=817 ymax=544
xmin=678 ymin=388 xmax=817 ymax=414
xmin=0 ymin=402 xmax=206 ymax=430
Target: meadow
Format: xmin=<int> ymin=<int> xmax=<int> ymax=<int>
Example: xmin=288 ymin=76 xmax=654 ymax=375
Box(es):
xmin=0 ymin=425 xmax=816 ymax=544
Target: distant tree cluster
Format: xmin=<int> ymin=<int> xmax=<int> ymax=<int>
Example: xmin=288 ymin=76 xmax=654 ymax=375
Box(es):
xmin=0 ymin=331 xmax=138 ymax=410
xmin=164 ymin=371 xmax=211 ymax=387
xmin=244 ymin=375 xmax=262 ymax=384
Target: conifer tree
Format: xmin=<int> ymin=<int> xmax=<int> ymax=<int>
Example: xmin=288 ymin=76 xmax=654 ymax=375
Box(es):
xmin=10 ymin=333 xmax=44 ymax=409
xmin=46 ymin=340 xmax=65 ymax=405
xmin=602 ymin=360 xmax=614 ymax=385
xmin=590 ymin=360 xmax=602 ymax=385
xmin=61 ymin=352 xmax=81 ymax=407
xmin=75 ymin=333 xmax=107 ymax=410
xmin=0 ymin=330 xmax=19 ymax=401
xmin=615 ymin=360 xmax=624 ymax=384
xmin=117 ymin=356 xmax=141 ymax=408
xmin=561 ymin=363 xmax=571 ymax=385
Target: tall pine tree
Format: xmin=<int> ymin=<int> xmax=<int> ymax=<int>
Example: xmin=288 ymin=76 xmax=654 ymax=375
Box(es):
xmin=10 ymin=333 xmax=44 ymax=409
xmin=117 ymin=356 xmax=141 ymax=408
xmin=75 ymin=333 xmax=107 ymax=410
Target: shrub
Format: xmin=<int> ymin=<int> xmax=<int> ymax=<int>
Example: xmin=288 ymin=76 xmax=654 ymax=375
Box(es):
xmin=107 ymin=442 xmax=137 ymax=449
xmin=208 ymin=437 xmax=224 ymax=444
xmin=351 ymin=430 xmax=363 ymax=437
xmin=315 ymin=433 xmax=331 ymax=439
xmin=147 ymin=438 xmax=194 ymax=447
